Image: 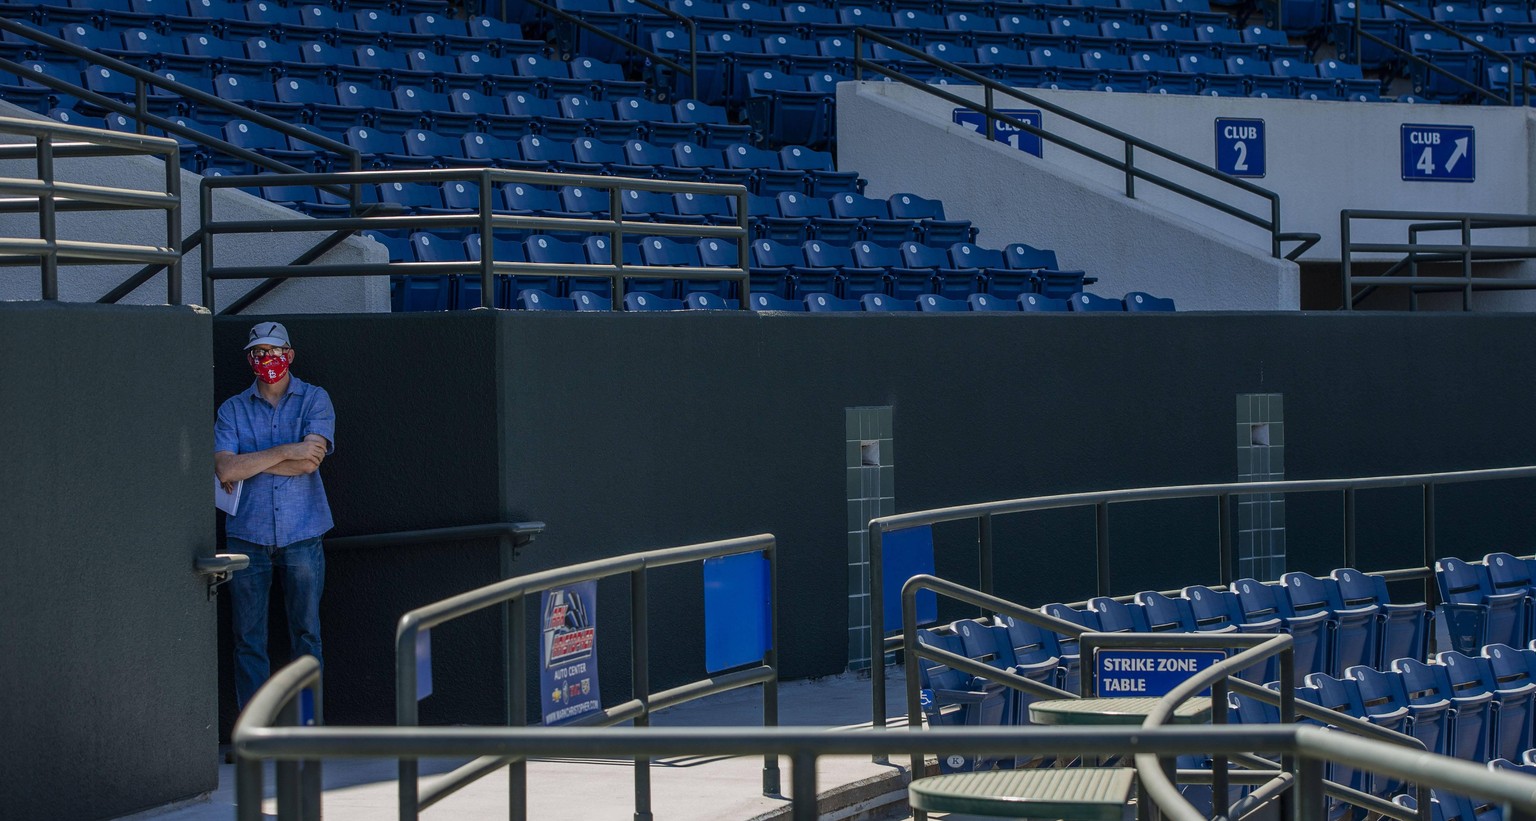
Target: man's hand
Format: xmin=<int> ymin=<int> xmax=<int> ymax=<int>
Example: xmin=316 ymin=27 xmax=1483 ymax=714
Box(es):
xmin=281 ymin=439 xmax=327 ymax=468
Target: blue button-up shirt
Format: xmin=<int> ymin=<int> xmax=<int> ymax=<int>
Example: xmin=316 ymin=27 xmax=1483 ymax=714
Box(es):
xmin=215 ymin=375 xmax=336 ymax=547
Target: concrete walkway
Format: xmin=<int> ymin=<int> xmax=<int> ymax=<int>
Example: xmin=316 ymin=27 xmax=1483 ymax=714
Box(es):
xmin=133 ymin=669 xmax=914 ymax=820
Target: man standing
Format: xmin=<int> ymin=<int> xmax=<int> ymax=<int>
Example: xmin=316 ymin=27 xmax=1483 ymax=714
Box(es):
xmin=214 ymin=321 xmax=336 ymax=710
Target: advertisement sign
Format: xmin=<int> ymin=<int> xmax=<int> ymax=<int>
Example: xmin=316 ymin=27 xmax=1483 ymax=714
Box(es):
xmin=540 ymin=582 xmax=601 ymax=726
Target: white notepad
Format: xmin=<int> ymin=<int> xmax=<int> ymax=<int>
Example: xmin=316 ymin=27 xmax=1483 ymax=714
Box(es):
xmin=215 ymin=476 xmax=243 ymax=516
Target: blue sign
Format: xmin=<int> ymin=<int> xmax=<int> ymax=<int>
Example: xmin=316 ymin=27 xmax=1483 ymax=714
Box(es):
xmin=953 ymin=108 xmax=1043 ymax=157
xmin=1095 ymin=649 xmax=1226 ymax=697
xmin=703 ymin=551 xmax=772 ymax=673
xmin=540 ymin=582 xmax=601 ymax=726
xmin=1215 ymin=118 xmax=1265 ymax=178
xmin=1401 ymin=124 xmax=1475 ymax=182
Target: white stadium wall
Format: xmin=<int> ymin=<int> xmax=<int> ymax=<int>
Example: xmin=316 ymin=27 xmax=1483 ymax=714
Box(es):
xmin=838 ymin=81 xmax=1536 ymax=310
xmin=0 ymin=101 xmax=390 ymax=313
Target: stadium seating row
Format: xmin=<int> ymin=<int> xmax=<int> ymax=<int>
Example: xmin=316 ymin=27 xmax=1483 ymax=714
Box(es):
xmin=1437 ymin=553 xmax=1536 ymax=653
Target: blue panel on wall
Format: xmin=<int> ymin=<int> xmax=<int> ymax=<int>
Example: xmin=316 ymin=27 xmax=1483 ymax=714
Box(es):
xmin=704 ymin=551 xmax=771 ymax=673
xmin=881 ymin=525 xmax=937 ymax=635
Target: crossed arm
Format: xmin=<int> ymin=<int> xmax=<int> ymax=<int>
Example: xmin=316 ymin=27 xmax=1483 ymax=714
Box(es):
xmin=215 ymin=433 xmax=330 ymax=489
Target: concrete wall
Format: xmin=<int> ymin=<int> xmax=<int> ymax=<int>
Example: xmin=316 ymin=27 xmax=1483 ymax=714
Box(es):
xmin=0 ymin=101 xmax=390 ymax=313
xmin=840 ymin=83 xmax=1534 ymax=261
xmin=0 ymin=302 xmax=216 ymax=820
xmin=837 ymin=82 xmax=1301 ymax=310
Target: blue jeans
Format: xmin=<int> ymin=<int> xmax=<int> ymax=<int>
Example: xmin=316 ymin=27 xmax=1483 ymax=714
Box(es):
xmin=229 ymin=536 xmax=325 ymax=710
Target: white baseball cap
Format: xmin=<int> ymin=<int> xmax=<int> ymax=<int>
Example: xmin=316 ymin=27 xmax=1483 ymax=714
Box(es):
xmin=245 ymin=321 xmax=291 ymax=350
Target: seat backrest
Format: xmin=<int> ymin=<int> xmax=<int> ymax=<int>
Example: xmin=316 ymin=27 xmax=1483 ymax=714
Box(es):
xmin=779 ymin=145 xmax=834 ymax=172
xmin=676 ymin=191 xmax=731 ymax=217
xmin=1124 ymin=292 xmax=1175 ymax=311
xmin=516 ymin=53 xmax=570 ymax=79
xmin=520 ymin=134 xmax=573 ymax=162
xmin=1436 ymin=557 xmax=1493 ymax=604
xmin=1305 ymin=672 xmax=1368 ymax=717
xmin=574 ymin=137 xmax=626 ymax=165
xmin=777 ymin=192 xmax=831 ymax=219
xmin=1231 ymin=578 xmax=1293 ymax=621
xmin=440 ymin=180 xmax=481 ymax=211
xmin=641 ymin=235 xmax=701 ymax=266
xmin=726 ymin=143 xmax=782 ymax=170
xmin=966 ymin=294 xmax=1016 ymax=311
xmin=1483 ymin=644 xmax=1534 ymax=691
xmin=1330 ymin=567 xmax=1387 ymax=609
xmin=750 ymin=292 xmax=803 ymax=311
xmin=615 ymin=96 xmax=673 ymax=123
xmin=525 ymin=234 xmax=587 ymax=264
xmin=832 ymin=193 xmax=890 ymax=220
xmin=625 ymin=139 xmax=672 ymax=166
xmin=621 ymin=189 xmax=676 ymax=216
xmin=559 ymin=93 xmax=611 ymax=120
xmin=505 ymin=91 xmax=560 ymax=118
xmin=582 ymin=236 xmax=642 ymax=266
xmin=1136 ymin=590 xmax=1196 ymax=632
xmin=918 ymin=294 xmax=971 ymax=311
xmin=1393 ymin=658 xmax=1455 ymax=707
xmin=861 ymin=293 xmax=917 ymax=312
xmin=408 ymin=231 xmax=466 ymax=262
xmin=901 ymin=242 xmax=949 ymax=269
xmin=888 ymin=193 xmax=944 ymax=221
xmin=747 ymin=69 xmax=804 ymax=95
xmin=801 ymin=240 xmax=852 ymax=268
xmin=674 ymin=98 xmax=728 ymax=125
xmin=804 ymin=292 xmax=860 ymax=312
xmin=1088 ymin=597 xmax=1149 ymax=632
xmin=752 ymin=238 xmax=804 ymax=268
xmin=949 ymin=243 xmax=1005 ymax=269
xmin=1068 ymin=292 xmax=1124 ymax=312
xmin=624 ymin=292 xmax=684 ymax=311
xmin=696 ymin=237 xmax=738 ymax=267
xmin=500 ymin=182 xmax=561 ymax=213
xmin=1279 ymin=572 xmax=1338 ymax=617
xmin=464 ymin=233 xmax=526 ymax=263
xmin=1182 ymin=585 xmax=1245 ymax=630
xmin=1484 ymin=552 xmax=1534 ymax=597
xmin=1019 ymin=294 xmax=1069 ymax=311
xmin=852 ymin=241 xmax=902 ymax=268
xmin=1437 ymin=650 xmax=1496 ymax=699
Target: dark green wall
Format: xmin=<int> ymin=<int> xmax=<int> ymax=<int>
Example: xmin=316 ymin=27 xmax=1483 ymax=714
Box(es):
xmin=0 ymin=302 xmax=215 ymax=821
xmin=208 ymin=311 xmax=1536 ymax=730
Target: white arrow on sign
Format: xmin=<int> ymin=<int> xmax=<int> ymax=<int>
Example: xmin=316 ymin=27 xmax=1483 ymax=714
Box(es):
xmin=1445 ymin=137 xmax=1468 ymax=173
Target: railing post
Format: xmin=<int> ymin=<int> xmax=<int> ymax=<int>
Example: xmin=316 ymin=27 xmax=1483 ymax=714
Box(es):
xmin=300 ymin=679 xmax=323 ymax=821
xmin=480 ymin=169 xmax=494 ymax=309
xmin=1339 ymin=211 xmax=1352 ymax=310
xmin=763 ymin=540 xmax=781 ymax=795
xmin=1461 ymin=215 xmax=1473 ymax=311
xmin=235 ymin=752 xmax=264 ymax=821
xmin=686 ymin=20 xmax=698 ymax=100
xmin=1095 ymin=501 xmax=1111 ymax=597
xmin=978 ymin=513 xmax=994 ymax=598
xmin=508 ymin=593 xmax=528 ymax=821
xmin=868 ymin=522 xmax=887 ymax=761
xmin=983 ymin=86 xmax=995 ymax=143
xmin=854 ymin=31 xmax=863 ymax=81
xmin=791 ymin=753 xmax=818 ymax=821
xmin=904 ymin=586 xmax=925 ymax=802
xmin=632 ymin=567 xmax=653 ymax=821
xmin=37 ymin=132 xmax=57 ymax=300
xmin=275 ymin=696 xmax=301 ymax=819
xmin=1212 ymin=677 xmax=1230 ymax=820
xmin=1218 ymin=494 xmax=1233 ymax=586
xmin=165 ymin=143 xmax=182 ymax=305
xmin=609 ymin=185 xmax=624 ymax=311
xmin=1296 ymin=756 xmax=1326 ymax=821
xmin=201 ymin=178 xmax=214 ymax=310
xmin=1123 ymin=143 xmax=1135 ymax=199
xmin=1422 ymin=483 xmax=1438 ymax=611
xmin=736 ymin=189 xmax=751 ymax=310
xmin=1343 ymin=488 xmax=1356 ymax=570
xmin=134 ymin=77 xmax=147 ymax=134
xmin=397 ymin=622 xmax=421 ymax=821
xmin=1271 ymin=197 xmax=1282 ymax=259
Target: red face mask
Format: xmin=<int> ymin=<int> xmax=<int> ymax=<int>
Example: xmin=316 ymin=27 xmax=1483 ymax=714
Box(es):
xmin=248 ymin=350 xmax=290 ymax=384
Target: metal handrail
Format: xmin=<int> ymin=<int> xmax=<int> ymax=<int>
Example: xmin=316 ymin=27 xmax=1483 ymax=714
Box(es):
xmin=0 ymin=115 xmax=182 ymax=301
xmin=233 ymin=655 xmax=1536 ymax=821
xmin=849 ymin=27 xmax=1321 ymax=261
xmin=392 ymin=533 xmax=779 ymax=821
xmin=864 ymin=463 xmax=1536 ymax=734
xmin=1341 ymin=210 xmax=1536 ymax=311
xmin=200 ymin=168 xmax=753 ymax=312
xmin=1355 ymin=0 xmax=1533 ymax=105
xmin=324 ymin=520 xmax=545 ymax=551
xmin=509 ymin=0 xmax=700 ymax=101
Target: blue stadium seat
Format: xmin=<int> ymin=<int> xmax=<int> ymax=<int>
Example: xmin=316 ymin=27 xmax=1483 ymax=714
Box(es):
xmin=672 ymin=142 xmax=754 ymax=187
xmin=1300 ymin=673 xmax=1387 ymax=802
xmin=499 ymin=183 xmax=564 ymax=217
xmin=613 ymin=96 xmax=703 ymax=145
xmin=678 ymin=193 xmax=737 ymax=226
xmin=387 ymin=183 xmax=447 ymax=214
xmin=1331 ymin=567 xmax=1429 ymax=667
xmin=749 ymin=238 xmax=813 ymax=297
xmin=518 ymin=289 xmax=577 ymax=310
xmin=685 ymin=292 xmax=738 ymax=309
xmin=832 ymin=194 xmax=919 ymax=244
xmin=1232 ymin=578 xmax=1330 ymax=682
xmin=1182 ymin=584 xmax=1281 ymax=682
xmin=1483 ymin=643 xmax=1536 ymax=758
xmin=744 ymin=70 xmax=830 ymax=147
xmin=620 ymin=188 xmax=695 ymax=224
xmin=1440 ymin=649 xmax=1534 ymax=762
xmin=569 ymin=285 xmax=622 ymax=310
xmin=861 ymin=293 xmax=918 ymax=312
xmin=914 ymin=294 xmax=970 ymax=311
xmin=1068 ymin=292 xmax=1125 ymax=311
xmin=624 ymin=292 xmax=684 ymax=311
xmin=1124 ymin=292 xmax=1176 ymax=311
xmin=1019 ymin=294 xmax=1070 ymax=311
xmin=800 ymin=240 xmax=874 ymax=297
xmin=804 ymin=292 xmax=861 ymax=312
xmin=673 ymin=98 xmax=754 ymax=147
xmin=504 ymin=92 xmax=586 ymax=142
xmin=1438 ymin=557 xmax=1529 ymax=654
xmin=1395 ymin=657 xmax=1491 ymax=761
xmin=965 ymin=294 xmax=1015 ymax=311
xmin=853 ymin=240 xmax=936 ymax=299
xmin=1088 ymin=596 xmax=1151 ymax=632
xmin=725 ymin=143 xmax=806 ymax=195
xmin=780 ymin=146 xmax=861 ymax=198
xmin=777 ymin=193 xmax=858 ymax=244
xmin=915 ymin=627 xmax=1011 ymax=772
xmin=1349 ymin=664 xmax=1450 ymax=756
xmin=949 ymin=243 xmax=1026 ymax=298
xmin=749 ymin=292 xmax=803 ymax=311
xmin=887 ymin=193 xmax=972 ymax=246
xmin=1281 ymin=571 xmax=1381 ymax=677
xmin=901 ymin=241 xmax=980 ymax=299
